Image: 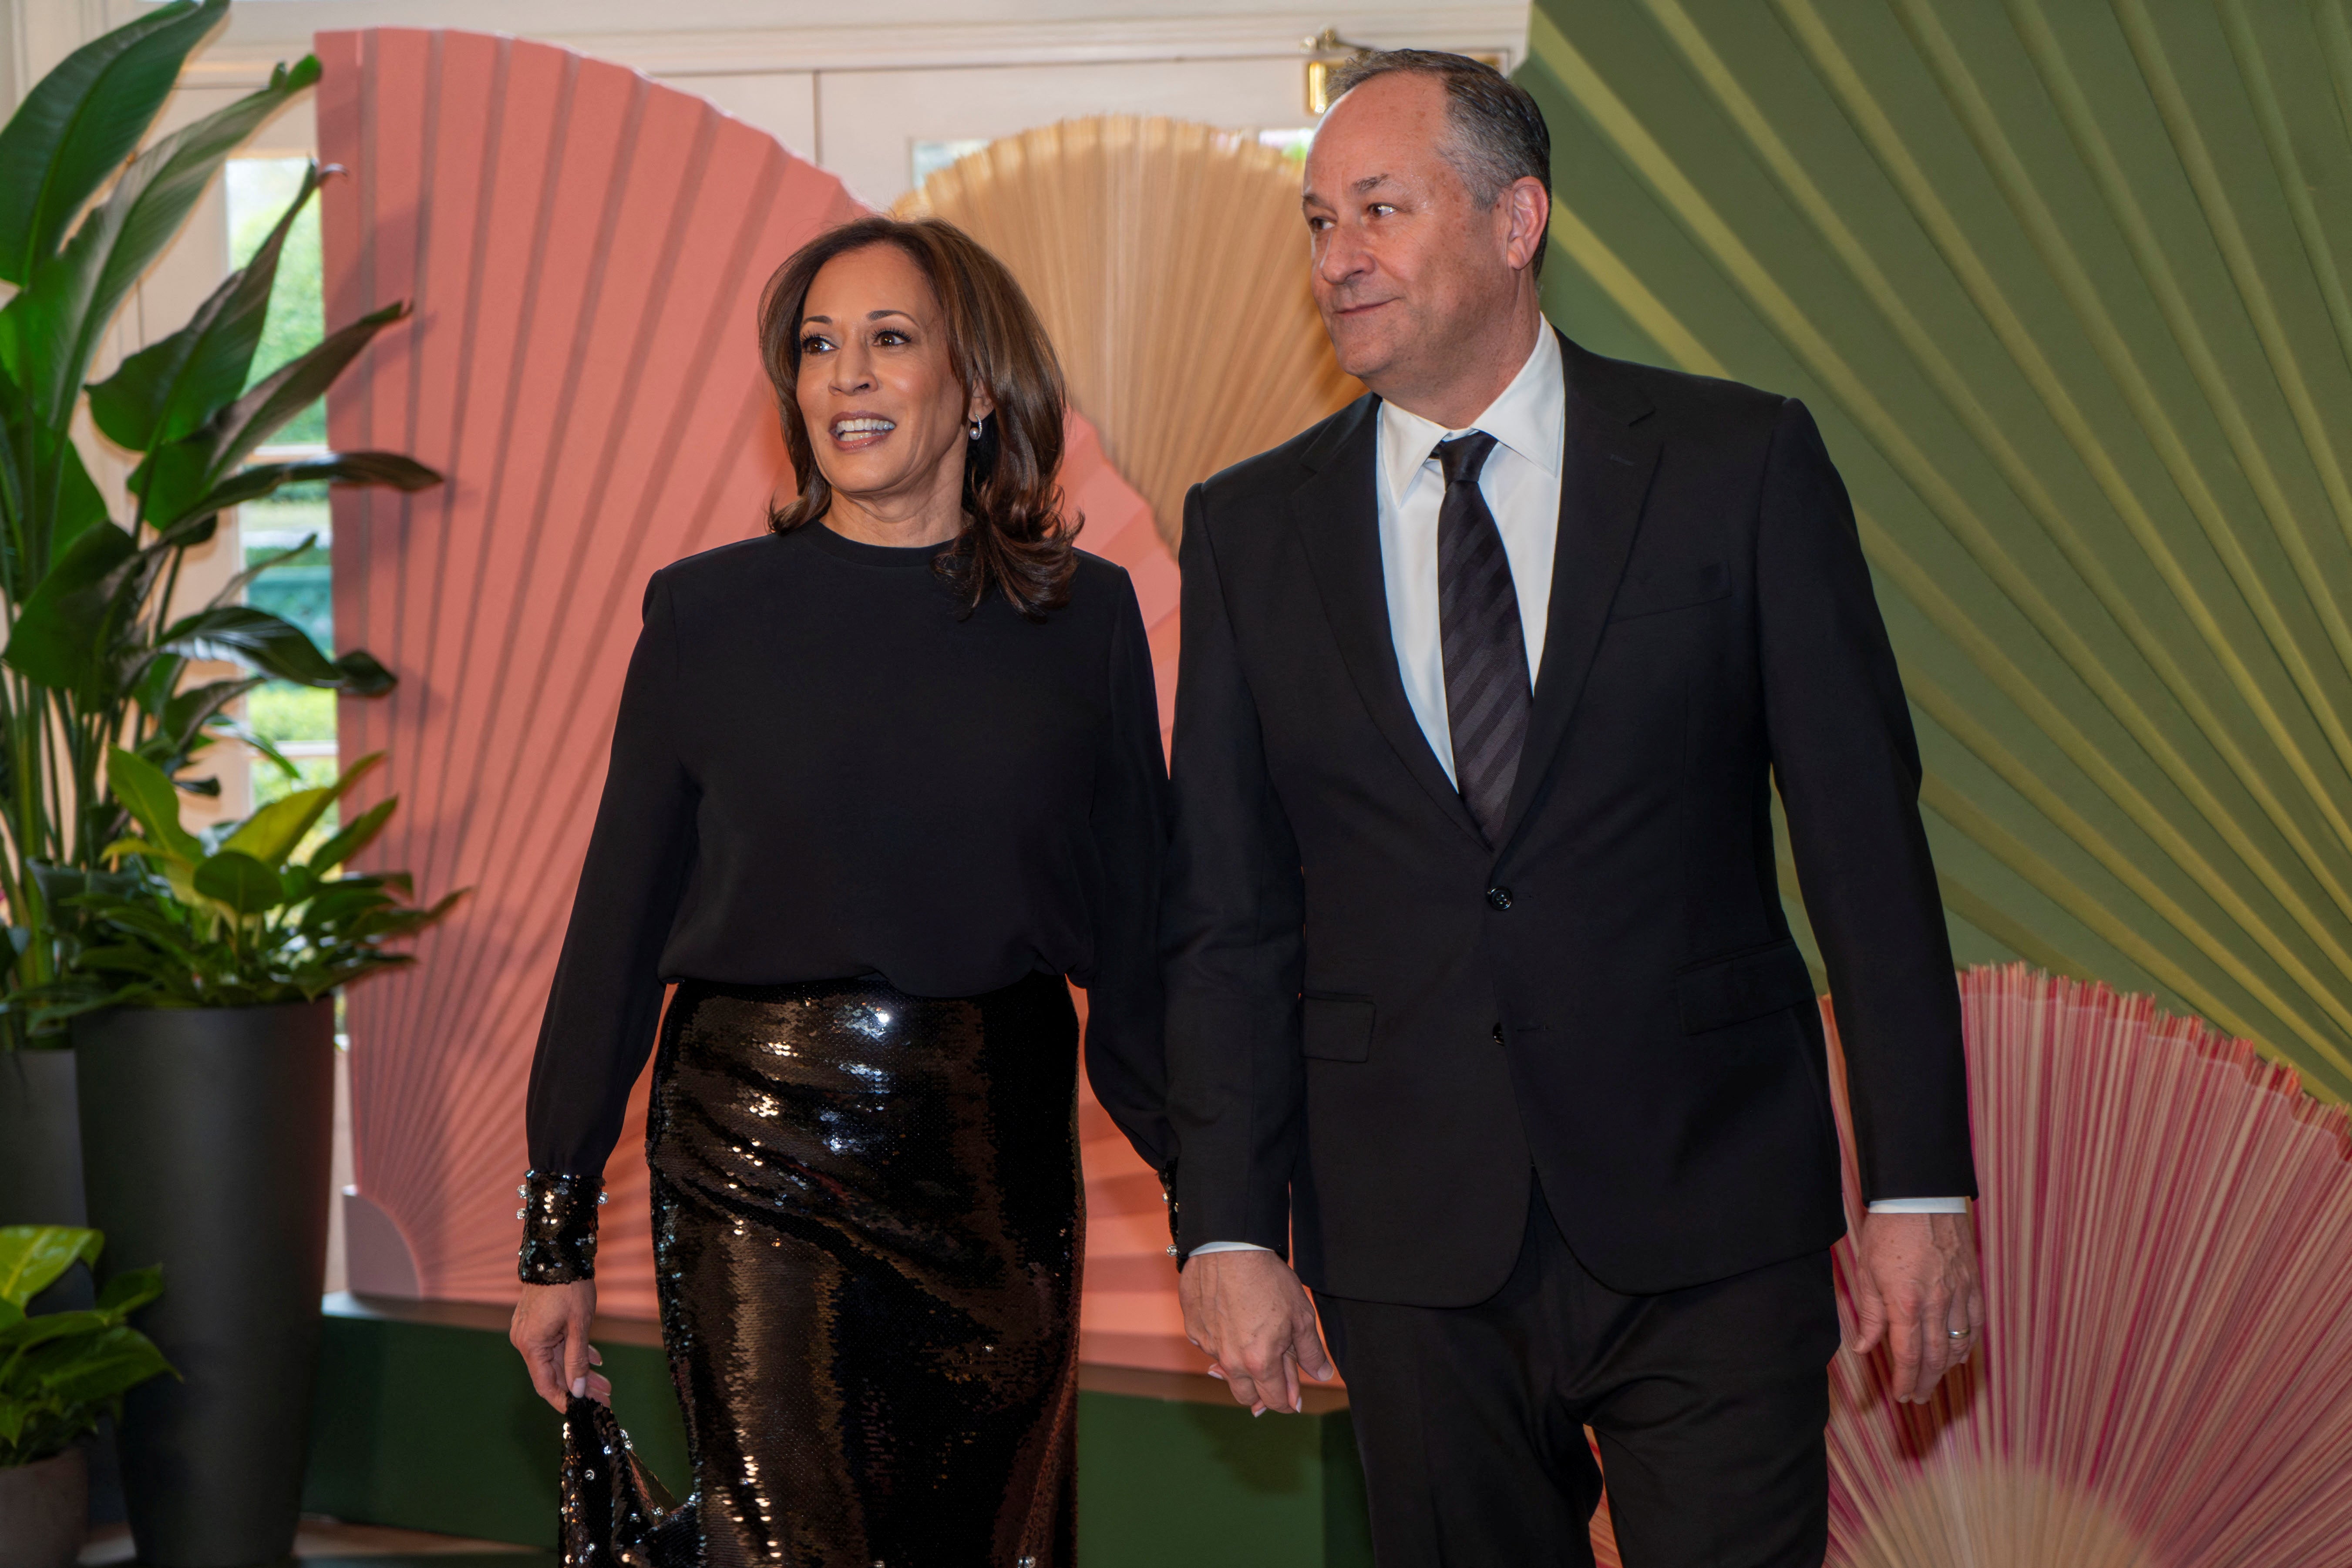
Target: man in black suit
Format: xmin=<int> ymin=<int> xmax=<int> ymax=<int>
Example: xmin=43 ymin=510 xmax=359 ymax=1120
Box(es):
xmin=1162 ymin=51 xmax=1983 ymax=1567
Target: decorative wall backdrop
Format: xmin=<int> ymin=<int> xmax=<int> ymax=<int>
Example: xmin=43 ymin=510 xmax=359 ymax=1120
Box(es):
xmin=1521 ymin=0 xmax=2352 ymax=1103
xmin=317 ymin=24 xmax=858 ymax=1311
xmin=1827 ymin=968 xmax=2352 ymax=1564
xmin=898 ymin=117 xmax=1362 ymax=549
xmin=316 ymin=30 xmax=1189 ymax=1367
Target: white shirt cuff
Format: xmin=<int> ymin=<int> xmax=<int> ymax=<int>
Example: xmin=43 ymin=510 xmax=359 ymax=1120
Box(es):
xmin=1189 ymin=1241 xmax=1275 ymax=1254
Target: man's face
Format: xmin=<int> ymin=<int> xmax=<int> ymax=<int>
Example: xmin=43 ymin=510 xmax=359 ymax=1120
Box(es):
xmin=1302 ymin=73 xmax=1519 ymax=394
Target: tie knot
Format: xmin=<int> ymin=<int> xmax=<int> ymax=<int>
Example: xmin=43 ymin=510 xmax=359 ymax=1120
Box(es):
xmin=1435 ymin=430 xmax=1498 ymax=488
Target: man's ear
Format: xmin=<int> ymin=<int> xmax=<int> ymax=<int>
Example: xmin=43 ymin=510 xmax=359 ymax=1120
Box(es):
xmin=1504 ymin=176 xmax=1550 ymax=274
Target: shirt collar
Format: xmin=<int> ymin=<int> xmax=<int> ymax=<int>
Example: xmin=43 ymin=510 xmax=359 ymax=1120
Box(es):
xmin=1378 ymin=323 xmax=1566 ymax=514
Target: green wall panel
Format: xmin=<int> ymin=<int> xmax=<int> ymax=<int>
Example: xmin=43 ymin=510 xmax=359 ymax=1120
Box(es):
xmin=1077 ymin=1373 xmax=1373 ymax=1568
xmin=306 ymin=1295 xmax=689 ymax=1544
xmin=303 ymin=1297 xmax=1372 ymax=1565
xmin=1522 ymin=0 xmax=2352 ymax=1099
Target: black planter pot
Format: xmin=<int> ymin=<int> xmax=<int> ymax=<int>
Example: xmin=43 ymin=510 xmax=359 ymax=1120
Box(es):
xmin=0 ymin=1047 xmax=87 ymax=1239
xmin=74 ymin=1002 xmax=336 ymax=1568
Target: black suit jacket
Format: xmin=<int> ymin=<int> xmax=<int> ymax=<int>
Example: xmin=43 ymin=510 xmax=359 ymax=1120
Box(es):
xmin=1161 ymin=333 xmax=1976 ymax=1306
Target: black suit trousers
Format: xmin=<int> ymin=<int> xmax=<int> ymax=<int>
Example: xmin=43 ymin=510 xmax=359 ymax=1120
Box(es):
xmin=1318 ymin=1181 xmax=1840 ymax=1568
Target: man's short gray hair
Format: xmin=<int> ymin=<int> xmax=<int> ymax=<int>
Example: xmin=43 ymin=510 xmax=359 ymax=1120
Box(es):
xmin=1325 ymin=48 xmax=1552 ymax=276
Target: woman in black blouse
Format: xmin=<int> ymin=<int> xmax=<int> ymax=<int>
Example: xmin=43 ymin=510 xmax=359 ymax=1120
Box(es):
xmin=508 ymin=215 xmax=1171 ymax=1566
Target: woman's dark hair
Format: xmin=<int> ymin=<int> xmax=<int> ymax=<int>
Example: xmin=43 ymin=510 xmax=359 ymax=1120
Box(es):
xmin=757 ymin=215 xmax=1077 ymax=619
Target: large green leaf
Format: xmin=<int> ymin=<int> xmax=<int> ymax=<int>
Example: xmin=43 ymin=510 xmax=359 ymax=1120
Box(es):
xmin=0 ymin=410 xmax=110 ymax=603
xmin=150 ymin=675 xmax=261 ymax=750
xmin=150 ymin=448 xmax=441 ymax=544
xmin=333 ymin=649 xmax=396 ymax=697
xmin=218 ymin=452 xmax=442 ymax=509
xmin=297 ymin=881 xmax=395 ymax=929
xmin=0 ymin=1305 xmax=110 ymax=1356
xmin=306 ymin=797 xmax=395 ymax=875
xmin=30 ymin=1322 xmax=173 ymax=1403
xmin=94 ymin=1265 xmax=162 ymax=1316
xmin=139 ymin=302 xmax=407 ymax=529
xmin=0 ymin=57 xmax=322 ymax=427
xmin=220 ymin=786 xmax=333 ymax=871
xmin=155 ymin=604 xmax=340 ymax=686
xmin=243 ymin=754 xmax=390 ymax=875
xmin=0 ymin=1226 xmax=101 ymax=1309
xmin=209 ymin=534 xmax=316 ymax=610
xmin=1 ymin=521 xmax=135 ymax=690
xmin=29 ymin=861 xmax=143 ymax=912
xmin=328 ymin=749 xmax=384 ymax=797
xmin=104 ymin=748 xmax=203 ymax=865
xmin=130 ymin=650 xmax=186 ymax=719
xmin=0 ymin=357 xmax=25 ymax=558
xmin=87 ymin=161 xmax=322 ymax=452
xmin=47 ymin=434 xmax=104 ymax=556
xmin=191 ymin=850 xmax=282 ymax=915
xmin=0 ymin=0 xmax=227 ymax=286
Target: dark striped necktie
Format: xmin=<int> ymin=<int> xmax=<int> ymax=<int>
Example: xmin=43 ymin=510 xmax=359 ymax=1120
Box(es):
xmin=1435 ymin=431 xmax=1529 ymax=845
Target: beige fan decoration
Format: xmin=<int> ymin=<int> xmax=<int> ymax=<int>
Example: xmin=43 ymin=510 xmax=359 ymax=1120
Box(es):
xmin=897 ymin=117 xmax=1360 ymax=548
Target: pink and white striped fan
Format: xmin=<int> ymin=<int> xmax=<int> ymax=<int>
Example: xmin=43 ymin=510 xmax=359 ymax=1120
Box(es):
xmin=1589 ymin=965 xmax=2352 ymax=1566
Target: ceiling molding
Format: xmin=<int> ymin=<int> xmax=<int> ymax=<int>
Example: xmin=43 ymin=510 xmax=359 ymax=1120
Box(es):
xmin=176 ymin=5 xmax=1527 ymax=83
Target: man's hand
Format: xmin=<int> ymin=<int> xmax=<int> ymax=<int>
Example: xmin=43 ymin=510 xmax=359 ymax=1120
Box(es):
xmin=510 ymin=1279 xmax=610 ymax=1412
xmin=1178 ymin=1249 xmax=1336 ymax=1415
xmin=1847 ymin=1208 xmax=1984 ymax=1403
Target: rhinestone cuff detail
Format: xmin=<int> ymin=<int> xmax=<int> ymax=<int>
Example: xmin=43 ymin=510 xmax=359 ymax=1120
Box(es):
xmin=518 ymin=1169 xmax=603 ymax=1284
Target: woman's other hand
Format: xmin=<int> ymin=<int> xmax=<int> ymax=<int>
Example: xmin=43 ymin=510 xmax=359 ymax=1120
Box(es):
xmin=510 ymin=1279 xmax=609 ymax=1411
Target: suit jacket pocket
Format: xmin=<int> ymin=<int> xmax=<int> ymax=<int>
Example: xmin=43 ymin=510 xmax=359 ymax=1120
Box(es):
xmin=1676 ymin=939 xmax=1817 ymax=1034
xmin=1611 ymin=560 xmax=1729 ymax=620
xmin=1302 ymin=993 xmax=1376 ymax=1061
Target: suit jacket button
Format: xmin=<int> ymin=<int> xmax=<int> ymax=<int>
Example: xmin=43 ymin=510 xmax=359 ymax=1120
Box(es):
xmin=1486 ymin=885 xmax=1514 ymax=910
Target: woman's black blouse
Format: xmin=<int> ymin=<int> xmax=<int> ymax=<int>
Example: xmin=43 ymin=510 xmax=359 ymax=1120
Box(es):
xmin=523 ymin=524 xmax=1173 ymax=1191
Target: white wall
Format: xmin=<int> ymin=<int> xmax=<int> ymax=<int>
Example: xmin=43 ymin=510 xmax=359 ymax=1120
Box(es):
xmin=44 ymin=0 xmax=1529 ymax=209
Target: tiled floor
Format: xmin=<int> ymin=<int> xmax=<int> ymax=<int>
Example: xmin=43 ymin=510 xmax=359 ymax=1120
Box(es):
xmin=81 ymin=1518 xmax=546 ymax=1565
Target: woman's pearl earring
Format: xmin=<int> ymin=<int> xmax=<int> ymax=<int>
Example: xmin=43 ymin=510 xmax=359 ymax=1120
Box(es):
xmin=968 ymin=416 xmax=985 ymax=441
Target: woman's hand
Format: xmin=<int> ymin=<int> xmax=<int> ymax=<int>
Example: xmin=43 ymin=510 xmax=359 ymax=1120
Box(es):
xmin=510 ymin=1279 xmax=609 ymax=1412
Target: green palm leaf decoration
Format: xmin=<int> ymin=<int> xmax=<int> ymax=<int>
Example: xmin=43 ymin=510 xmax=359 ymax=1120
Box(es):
xmin=1522 ymin=0 xmax=2352 ymax=1100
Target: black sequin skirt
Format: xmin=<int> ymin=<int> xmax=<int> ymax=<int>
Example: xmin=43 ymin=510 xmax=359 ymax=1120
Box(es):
xmin=646 ymin=971 xmax=1081 ymax=1568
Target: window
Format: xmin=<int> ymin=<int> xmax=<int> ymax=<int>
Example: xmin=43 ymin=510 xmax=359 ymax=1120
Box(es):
xmin=224 ymin=158 xmax=336 ymax=813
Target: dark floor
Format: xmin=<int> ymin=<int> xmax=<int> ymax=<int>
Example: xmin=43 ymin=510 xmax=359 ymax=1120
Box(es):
xmin=80 ymin=1519 xmax=553 ymax=1568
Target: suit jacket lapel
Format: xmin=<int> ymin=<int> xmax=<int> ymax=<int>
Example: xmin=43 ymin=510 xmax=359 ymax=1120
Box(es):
xmin=1290 ymin=397 xmax=1488 ymax=849
xmin=1501 ymin=341 xmax=1661 ymax=847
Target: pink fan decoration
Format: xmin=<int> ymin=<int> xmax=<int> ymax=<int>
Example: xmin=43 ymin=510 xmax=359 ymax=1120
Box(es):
xmin=315 ymin=29 xmax=1176 ymax=1335
xmin=1586 ymin=964 xmax=2352 ymax=1565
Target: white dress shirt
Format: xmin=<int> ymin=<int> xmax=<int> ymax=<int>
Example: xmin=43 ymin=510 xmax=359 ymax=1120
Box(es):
xmin=1193 ymin=325 xmax=1960 ymax=1256
xmin=1376 ymin=323 xmax=1567 ymax=779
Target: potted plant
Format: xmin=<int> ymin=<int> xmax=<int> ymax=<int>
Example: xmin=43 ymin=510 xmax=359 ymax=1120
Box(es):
xmin=24 ymin=750 xmax=458 ymax=1566
xmin=0 ymin=1225 xmax=170 ymax=1568
xmin=0 ymin=0 xmax=435 ymax=1248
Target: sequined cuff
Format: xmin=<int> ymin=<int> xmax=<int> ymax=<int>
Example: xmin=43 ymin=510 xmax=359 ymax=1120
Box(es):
xmin=517 ymin=1170 xmax=603 ymax=1284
